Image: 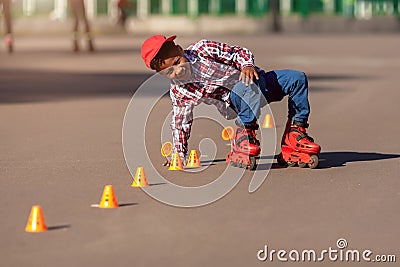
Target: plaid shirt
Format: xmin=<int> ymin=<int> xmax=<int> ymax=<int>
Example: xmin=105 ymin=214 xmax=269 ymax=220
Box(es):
xmin=170 ymin=39 xmax=259 ymax=158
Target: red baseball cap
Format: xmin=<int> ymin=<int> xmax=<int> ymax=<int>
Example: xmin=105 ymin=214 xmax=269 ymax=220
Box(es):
xmin=141 ymin=35 xmax=176 ymax=69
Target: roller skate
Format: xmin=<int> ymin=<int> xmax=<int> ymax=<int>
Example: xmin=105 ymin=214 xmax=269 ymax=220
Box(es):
xmin=5 ymin=34 xmax=13 ymax=53
xmin=85 ymin=33 xmax=95 ymax=52
xmin=87 ymin=38 xmax=95 ymax=52
xmin=226 ymin=123 xmax=261 ymax=170
xmin=277 ymin=120 xmax=321 ymax=169
xmin=72 ymin=32 xmax=79 ymax=52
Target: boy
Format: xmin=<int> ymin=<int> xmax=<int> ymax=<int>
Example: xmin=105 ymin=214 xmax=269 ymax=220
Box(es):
xmin=141 ymin=35 xmax=321 ymax=168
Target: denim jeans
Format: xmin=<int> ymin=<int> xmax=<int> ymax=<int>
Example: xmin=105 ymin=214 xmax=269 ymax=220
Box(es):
xmin=229 ymin=69 xmax=310 ymax=127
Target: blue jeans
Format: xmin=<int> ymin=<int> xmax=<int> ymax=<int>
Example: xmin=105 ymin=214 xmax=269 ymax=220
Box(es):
xmin=229 ymin=69 xmax=310 ymax=127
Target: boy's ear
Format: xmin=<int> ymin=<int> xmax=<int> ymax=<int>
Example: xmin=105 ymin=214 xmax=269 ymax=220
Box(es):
xmin=164 ymin=44 xmax=183 ymax=58
xmin=176 ymin=45 xmax=184 ymax=55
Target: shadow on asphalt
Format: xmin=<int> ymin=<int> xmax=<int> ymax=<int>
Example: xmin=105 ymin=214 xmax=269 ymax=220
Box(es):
xmin=204 ymin=152 xmax=399 ymax=170
xmin=318 ymin=151 xmax=400 ymax=169
xmin=200 ymin=158 xmax=226 ymax=164
xmin=308 ymin=74 xmax=377 ymax=93
xmin=149 ymin=183 xmax=167 ymax=187
xmin=0 ymin=70 xmax=373 ymax=104
xmin=47 ymin=224 xmax=71 ymax=231
xmin=5 ymin=47 xmax=141 ymax=56
xmin=118 ymin=203 xmax=138 ymax=207
xmin=0 ymin=69 xmax=153 ymax=104
xmin=308 ymin=74 xmax=375 ymax=81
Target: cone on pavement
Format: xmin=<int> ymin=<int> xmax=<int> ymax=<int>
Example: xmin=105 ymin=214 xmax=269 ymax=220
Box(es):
xmin=131 ymin=166 xmax=149 ymax=187
xmin=99 ymin=185 xmax=118 ymax=208
xmin=262 ymin=114 xmax=274 ymax=129
xmin=25 ymin=205 xmax=48 ymax=233
xmin=221 ymin=126 xmax=234 ymax=140
xmin=169 ymin=152 xmax=184 ymax=171
xmin=186 ymin=150 xmax=201 ymax=168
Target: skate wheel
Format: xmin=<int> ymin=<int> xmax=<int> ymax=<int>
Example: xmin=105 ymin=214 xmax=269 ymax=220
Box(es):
xmin=287 ymin=161 xmax=297 ymax=167
xmin=276 ymin=153 xmax=287 ymax=166
xmin=308 ymin=155 xmax=319 ymax=169
xmin=249 ymin=157 xmax=257 ymax=170
xmin=298 ymin=161 xmax=307 ymax=168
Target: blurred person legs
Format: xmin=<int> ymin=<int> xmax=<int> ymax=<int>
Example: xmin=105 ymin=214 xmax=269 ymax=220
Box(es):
xmin=1 ymin=0 xmax=13 ymax=53
xmin=68 ymin=0 xmax=94 ymax=52
xmin=117 ymin=0 xmax=128 ymax=30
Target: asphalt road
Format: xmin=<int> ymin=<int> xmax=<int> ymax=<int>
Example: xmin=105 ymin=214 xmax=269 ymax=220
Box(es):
xmin=0 ymin=34 xmax=399 ymax=266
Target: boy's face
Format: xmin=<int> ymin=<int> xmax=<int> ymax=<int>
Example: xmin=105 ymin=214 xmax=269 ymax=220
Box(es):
xmin=157 ymin=45 xmax=192 ymax=81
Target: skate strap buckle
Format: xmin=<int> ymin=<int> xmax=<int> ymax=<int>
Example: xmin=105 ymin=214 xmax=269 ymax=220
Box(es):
xmin=236 ymin=135 xmax=258 ymax=145
xmin=292 ymin=129 xmax=315 ymax=143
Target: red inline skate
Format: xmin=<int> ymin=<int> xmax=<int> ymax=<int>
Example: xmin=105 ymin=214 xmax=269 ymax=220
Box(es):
xmin=5 ymin=34 xmax=13 ymax=53
xmin=226 ymin=123 xmax=261 ymax=170
xmin=277 ymin=120 xmax=321 ymax=169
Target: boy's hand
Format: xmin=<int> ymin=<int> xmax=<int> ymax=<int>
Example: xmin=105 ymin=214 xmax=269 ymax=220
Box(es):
xmin=162 ymin=158 xmax=187 ymax=167
xmin=239 ymin=66 xmax=259 ymax=86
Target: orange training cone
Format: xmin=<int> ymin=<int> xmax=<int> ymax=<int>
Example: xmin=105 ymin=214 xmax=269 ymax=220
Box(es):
xmin=132 ymin=166 xmax=149 ymax=187
xmin=222 ymin=126 xmax=234 ymax=140
xmin=161 ymin=142 xmax=173 ymax=157
xmin=99 ymin=185 xmax=118 ymax=208
xmin=186 ymin=150 xmax=201 ymax=168
xmin=161 ymin=141 xmax=173 ymax=166
xmin=262 ymin=114 xmax=274 ymax=129
xmin=169 ymin=152 xmax=184 ymax=171
xmin=25 ymin=205 xmax=48 ymax=233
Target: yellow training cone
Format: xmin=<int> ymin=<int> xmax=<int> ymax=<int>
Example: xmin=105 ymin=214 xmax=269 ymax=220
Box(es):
xmin=25 ymin=205 xmax=48 ymax=233
xmin=169 ymin=152 xmax=184 ymax=171
xmin=186 ymin=150 xmax=201 ymax=168
xmin=221 ymin=126 xmax=234 ymax=140
xmin=99 ymin=185 xmax=118 ymax=208
xmin=131 ymin=166 xmax=149 ymax=187
xmin=262 ymin=114 xmax=274 ymax=129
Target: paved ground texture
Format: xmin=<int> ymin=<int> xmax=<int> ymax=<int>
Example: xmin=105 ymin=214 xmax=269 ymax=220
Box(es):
xmin=0 ymin=34 xmax=399 ymax=267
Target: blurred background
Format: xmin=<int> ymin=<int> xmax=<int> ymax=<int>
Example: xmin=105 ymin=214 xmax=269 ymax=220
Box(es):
xmin=1 ymin=0 xmax=399 ymax=37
